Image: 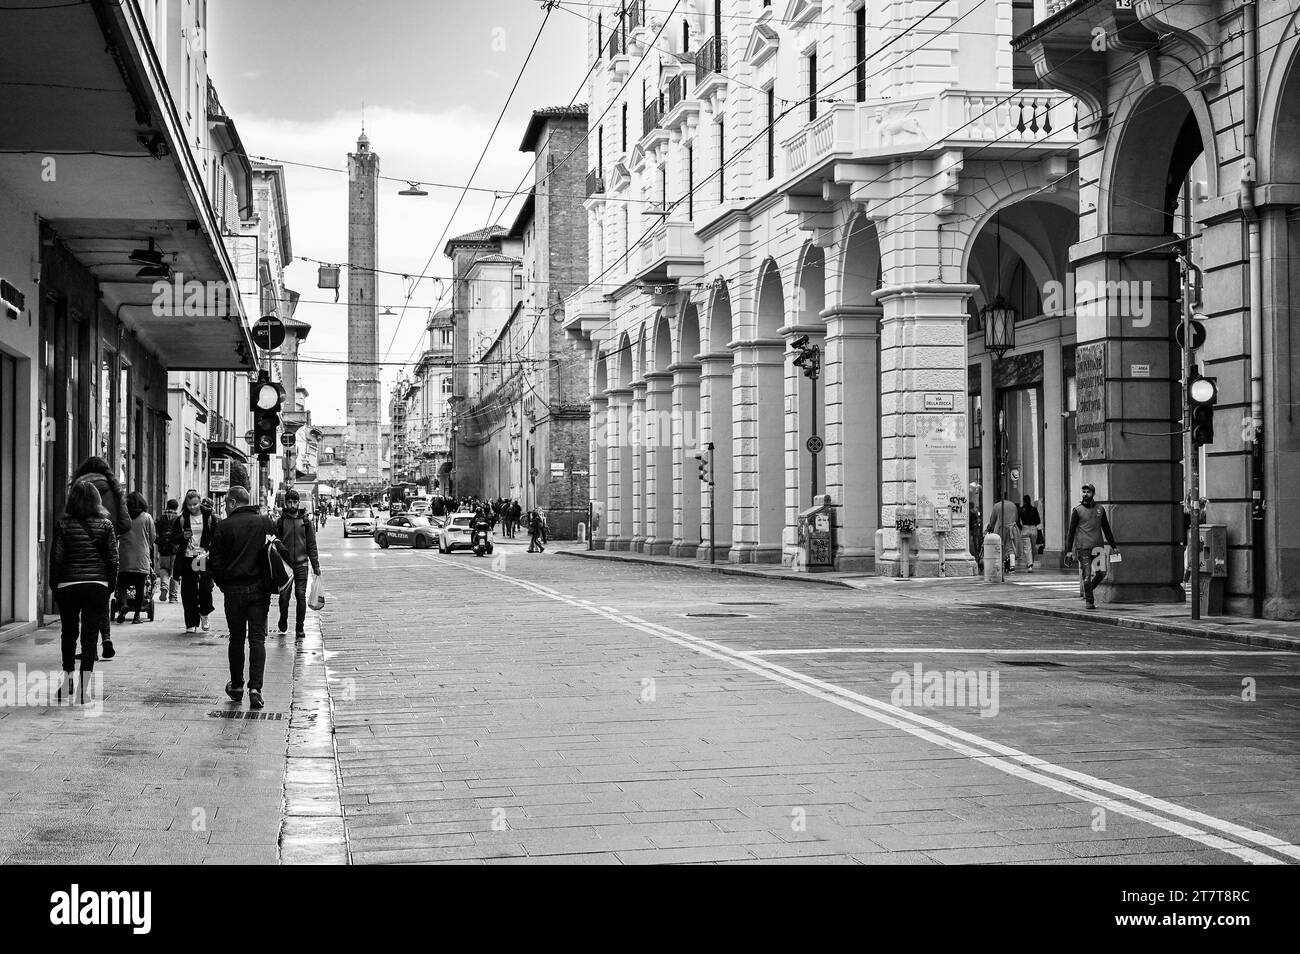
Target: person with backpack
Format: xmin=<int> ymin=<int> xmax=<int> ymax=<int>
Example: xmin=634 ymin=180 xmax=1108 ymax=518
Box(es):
xmin=1065 ymin=483 xmax=1121 ymax=609
xmin=526 ymin=510 xmax=546 ymax=553
xmin=69 ymin=457 xmax=131 ymax=654
xmin=155 ymin=499 xmax=181 ymax=602
xmin=48 ymin=480 xmax=118 ymax=704
xmin=275 ymin=489 xmax=320 ymax=640
xmin=208 ymin=485 xmax=284 ymax=710
xmin=113 ymin=491 xmax=155 ymax=628
xmin=168 ymin=489 xmax=216 ymax=634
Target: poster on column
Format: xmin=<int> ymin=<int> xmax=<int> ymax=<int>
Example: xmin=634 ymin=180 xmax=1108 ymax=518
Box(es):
xmin=1076 ymin=342 xmax=1107 ymax=462
xmin=917 ymin=413 xmax=968 ymax=528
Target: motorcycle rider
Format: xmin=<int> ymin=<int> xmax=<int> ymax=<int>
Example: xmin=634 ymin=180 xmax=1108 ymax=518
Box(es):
xmin=471 ymin=507 xmax=493 ymax=556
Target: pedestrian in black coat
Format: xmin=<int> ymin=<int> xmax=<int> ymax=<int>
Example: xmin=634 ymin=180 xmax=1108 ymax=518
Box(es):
xmin=49 ymin=480 xmax=117 ymax=703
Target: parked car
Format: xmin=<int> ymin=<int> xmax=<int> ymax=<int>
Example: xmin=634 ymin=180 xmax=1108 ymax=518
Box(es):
xmin=437 ymin=512 xmax=484 ymax=553
xmin=375 ymin=514 xmax=439 ymax=549
xmin=343 ymin=508 xmax=377 ymax=538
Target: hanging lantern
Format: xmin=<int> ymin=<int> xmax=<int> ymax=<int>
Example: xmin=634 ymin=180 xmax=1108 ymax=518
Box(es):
xmin=982 ymin=295 xmax=1016 ymax=358
xmin=981 ymin=211 xmax=1016 ymax=359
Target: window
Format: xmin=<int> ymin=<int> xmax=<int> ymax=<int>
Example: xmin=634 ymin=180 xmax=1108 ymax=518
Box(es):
xmin=855 ymin=8 xmax=866 ymax=102
xmin=767 ymin=87 xmax=775 ymax=179
xmin=621 ymin=103 xmax=627 ymax=152
xmin=808 ymin=51 xmax=818 ymax=121
xmin=598 ymin=124 xmax=603 ymax=177
xmin=682 ymin=19 xmax=689 ymax=53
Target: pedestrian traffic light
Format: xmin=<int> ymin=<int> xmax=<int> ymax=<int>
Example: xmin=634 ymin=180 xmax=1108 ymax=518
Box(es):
xmin=250 ymin=375 xmax=285 ymax=458
xmin=1188 ymin=374 xmax=1217 ymax=447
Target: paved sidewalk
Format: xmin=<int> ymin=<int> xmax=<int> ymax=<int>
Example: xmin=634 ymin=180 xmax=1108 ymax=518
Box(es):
xmin=0 ymin=591 xmax=303 ymax=864
xmin=558 ymin=546 xmax=1300 ymax=652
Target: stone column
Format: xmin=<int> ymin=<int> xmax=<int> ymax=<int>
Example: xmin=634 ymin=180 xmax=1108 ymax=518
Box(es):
xmin=590 ymin=393 xmax=608 ymax=549
xmin=697 ymin=352 xmax=733 ymax=561
xmin=823 ymin=305 xmax=881 ymax=571
xmin=643 ymin=371 xmax=674 ymax=554
xmin=1071 ymin=235 xmax=1182 ymax=603
xmin=873 ymin=283 xmax=979 ymax=577
xmin=1041 ymin=338 xmax=1065 ymax=565
xmin=730 ymin=339 xmax=786 ymax=564
xmin=669 ymin=362 xmax=702 ymax=558
xmin=604 ymin=386 xmax=633 ymax=551
xmin=629 ymin=381 xmax=647 ymax=551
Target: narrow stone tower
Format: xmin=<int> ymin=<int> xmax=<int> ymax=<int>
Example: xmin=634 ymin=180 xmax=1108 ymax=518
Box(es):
xmin=346 ymin=130 xmax=381 ymax=490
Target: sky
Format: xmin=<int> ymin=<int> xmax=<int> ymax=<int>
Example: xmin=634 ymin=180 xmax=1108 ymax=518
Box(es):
xmin=207 ymin=0 xmax=589 ymax=426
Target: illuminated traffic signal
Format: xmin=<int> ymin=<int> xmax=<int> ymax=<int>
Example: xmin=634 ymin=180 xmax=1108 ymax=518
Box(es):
xmin=1188 ymin=373 xmax=1217 ymax=447
xmin=250 ymin=375 xmax=285 ymax=458
xmin=695 ymin=452 xmax=711 ymax=484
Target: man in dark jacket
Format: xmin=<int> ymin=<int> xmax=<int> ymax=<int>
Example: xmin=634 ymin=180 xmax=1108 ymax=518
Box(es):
xmin=1065 ymin=483 xmax=1121 ymax=609
xmin=155 ymin=499 xmax=181 ymax=602
xmin=275 ymin=489 xmax=321 ymax=639
xmin=208 ymin=485 xmax=282 ymax=709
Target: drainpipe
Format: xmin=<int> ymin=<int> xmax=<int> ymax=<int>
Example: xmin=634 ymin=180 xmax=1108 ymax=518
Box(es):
xmin=1240 ymin=0 xmax=1265 ymax=618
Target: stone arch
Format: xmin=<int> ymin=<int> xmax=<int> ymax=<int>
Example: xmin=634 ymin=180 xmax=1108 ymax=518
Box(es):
xmin=958 ymin=189 xmax=1078 ymax=289
xmin=652 ymin=308 xmax=673 ymax=372
xmin=1100 ymin=76 xmax=1215 ymax=236
xmin=679 ymin=300 xmax=702 ymax=360
xmin=964 ymin=199 xmax=1077 ymax=318
xmin=708 ymin=279 xmax=734 ymax=352
xmin=672 ymin=302 xmax=704 ymax=558
xmin=794 ymin=241 xmax=826 ymax=324
xmin=838 ymin=213 xmax=882 ymax=309
xmin=1260 ymin=13 xmax=1300 ymax=185
xmin=755 ymin=257 xmax=785 ymax=338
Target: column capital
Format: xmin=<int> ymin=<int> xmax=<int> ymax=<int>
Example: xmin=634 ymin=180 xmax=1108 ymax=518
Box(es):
xmin=874 ymin=283 xmax=978 ymax=320
xmin=643 ymin=370 xmax=674 ymax=382
xmin=694 ymin=350 xmax=733 ymax=363
xmin=667 ymin=361 xmax=701 ymax=374
xmin=729 ymin=336 xmax=786 ymax=351
xmin=820 ymin=305 xmax=883 ymax=321
xmin=604 ymin=386 xmax=633 ymax=399
xmin=777 ymin=323 xmax=824 ymax=338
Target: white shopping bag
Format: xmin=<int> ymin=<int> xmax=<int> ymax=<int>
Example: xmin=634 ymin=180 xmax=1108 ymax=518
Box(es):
xmin=307 ymin=572 xmax=325 ymax=611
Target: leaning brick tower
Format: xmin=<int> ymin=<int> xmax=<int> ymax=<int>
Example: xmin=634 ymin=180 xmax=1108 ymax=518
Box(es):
xmin=346 ymin=130 xmax=381 ymax=490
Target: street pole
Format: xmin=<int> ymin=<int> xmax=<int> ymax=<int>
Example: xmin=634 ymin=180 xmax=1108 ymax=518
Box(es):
xmin=708 ymin=441 xmax=715 ymax=564
xmin=1182 ymin=253 xmax=1200 ymax=621
xmin=810 ymin=354 xmax=819 ymax=504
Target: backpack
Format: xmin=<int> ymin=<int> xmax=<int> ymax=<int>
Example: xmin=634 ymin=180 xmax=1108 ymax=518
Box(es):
xmin=156 ymin=511 xmax=181 ymax=556
xmin=263 ymin=532 xmax=293 ymax=594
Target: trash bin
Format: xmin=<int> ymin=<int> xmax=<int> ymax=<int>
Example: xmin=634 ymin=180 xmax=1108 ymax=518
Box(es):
xmin=797 ymin=495 xmax=836 ymax=571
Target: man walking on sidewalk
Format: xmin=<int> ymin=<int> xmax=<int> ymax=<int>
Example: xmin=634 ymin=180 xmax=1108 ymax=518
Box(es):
xmin=155 ymin=499 xmax=181 ymax=602
xmin=986 ymin=494 xmax=1021 ymax=573
xmin=209 ymin=485 xmax=283 ymax=709
xmin=275 ymin=489 xmax=320 ymax=640
xmin=1065 ymin=483 xmax=1120 ymax=609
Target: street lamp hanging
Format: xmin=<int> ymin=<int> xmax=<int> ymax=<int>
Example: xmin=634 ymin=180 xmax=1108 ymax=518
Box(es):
xmin=981 ymin=211 xmax=1017 ymax=359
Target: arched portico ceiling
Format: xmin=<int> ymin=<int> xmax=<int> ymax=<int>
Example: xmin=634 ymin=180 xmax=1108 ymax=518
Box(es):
xmin=794 ymin=241 xmax=826 ymax=324
xmin=679 ymin=301 xmax=702 ymax=362
xmin=755 ymin=257 xmax=785 ymax=338
xmin=652 ymin=308 xmax=673 ymax=372
xmin=1101 ymin=76 xmax=1214 ymax=235
xmin=961 ymin=198 xmax=1079 ymax=300
xmin=707 ymin=278 xmax=734 ymax=353
xmin=1260 ymin=17 xmax=1300 ymax=186
xmin=616 ymin=331 xmax=634 ymax=389
xmin=839 ymin=213 xmax=882 ymax=310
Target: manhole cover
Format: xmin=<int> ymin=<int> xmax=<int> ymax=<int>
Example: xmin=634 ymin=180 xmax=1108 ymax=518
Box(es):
xmin=206 ymin=710 xmax=285 ymax=720
xmin=684 ymin=612 xmax=749 ymax=618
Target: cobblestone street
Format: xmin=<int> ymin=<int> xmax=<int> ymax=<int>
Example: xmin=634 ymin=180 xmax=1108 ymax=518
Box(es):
xmin=318 ymin=526 xmax=1300 ymax=865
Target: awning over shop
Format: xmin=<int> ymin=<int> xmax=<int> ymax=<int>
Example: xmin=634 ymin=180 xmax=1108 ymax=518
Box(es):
xmin=0 ymin=0 xmax=255 ymax=371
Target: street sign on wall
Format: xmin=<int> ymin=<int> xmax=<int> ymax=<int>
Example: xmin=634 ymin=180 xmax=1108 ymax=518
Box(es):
xmin=209 ymin=458 xmax=229 ymax=494
xmin=252 ymin=315 xmax=286 ymax=351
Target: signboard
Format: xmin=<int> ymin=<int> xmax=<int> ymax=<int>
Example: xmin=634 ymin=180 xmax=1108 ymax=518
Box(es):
xmin=209 ymin=458 xmax=230 ymax=494
xmin=551 ymin=462 xmax=565 ymax=476
xmin=806 ymin=435 xmax=824 ymax=454
xmin=1076 ymin=342 xmax=1107 ymax=461
xmin=252 ymin=315 xmax=286 ymax=351
xmin=1130 ymin=363 xmax=1151 ymax=378
xmin=916 ymin=414 xmax=968 ymax=529
xmin=923 ymin=393 xmax=956 ymax=412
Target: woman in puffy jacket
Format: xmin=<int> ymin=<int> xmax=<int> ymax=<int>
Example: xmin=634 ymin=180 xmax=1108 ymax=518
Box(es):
xmin=49 ymin=480 xmax=118 ymax=703
xmin=114 ymin=491 xmax=155 ymax=627
xmin=168 ymin=488 xmax=216 ymax=633
xmin=69 ymin=457 xmax=131 ymax=653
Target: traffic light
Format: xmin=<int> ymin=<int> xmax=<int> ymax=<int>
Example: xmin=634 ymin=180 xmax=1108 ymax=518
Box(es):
xmin=1188 ymin=373 xmax=1217 ymax=447
xmin=250 ymin=374 xmax=285 ymax=458
xmin=695 ymin=452 xmax=711 ymax=484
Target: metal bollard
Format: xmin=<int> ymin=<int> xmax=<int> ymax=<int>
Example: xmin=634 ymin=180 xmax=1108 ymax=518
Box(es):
xmin=576 ymin=522 xmax=586 ymax=543
xmin=983 ymin=532 xmax=1003 ymax=583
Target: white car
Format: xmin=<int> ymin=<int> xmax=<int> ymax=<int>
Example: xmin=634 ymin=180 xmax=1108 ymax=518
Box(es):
xmin=437 ymin=512 xmax=489 ymax=553
xmin=342 ymin=508 xmax=377 ymax=538
xmin=407 ymin=497 xmax=431 ymax=517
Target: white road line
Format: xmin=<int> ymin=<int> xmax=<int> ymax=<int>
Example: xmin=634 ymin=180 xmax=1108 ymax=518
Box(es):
xmin=747 ymin=648 xmax=1292 ymax=656
xmin=424 ymin=553 xmax=1298 ymax=864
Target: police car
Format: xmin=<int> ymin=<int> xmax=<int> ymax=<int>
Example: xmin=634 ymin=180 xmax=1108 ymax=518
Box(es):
xmin=375 ymin=514 xmax=439 ymax=549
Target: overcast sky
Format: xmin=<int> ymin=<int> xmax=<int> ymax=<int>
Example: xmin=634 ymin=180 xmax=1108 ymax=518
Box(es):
xmin=207 ymin=0 xmax=588 ymax=426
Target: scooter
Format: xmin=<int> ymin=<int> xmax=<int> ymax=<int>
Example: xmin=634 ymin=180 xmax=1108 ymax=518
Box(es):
xmin=471 ymin=526 xmax=493 ymax=557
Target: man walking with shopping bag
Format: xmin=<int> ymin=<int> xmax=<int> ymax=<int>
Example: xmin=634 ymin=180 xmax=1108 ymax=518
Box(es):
xmin=275 ymin=489 xmax=320 ymax=640
xmin=1065 ymin=483 xmax=1120 ymax=609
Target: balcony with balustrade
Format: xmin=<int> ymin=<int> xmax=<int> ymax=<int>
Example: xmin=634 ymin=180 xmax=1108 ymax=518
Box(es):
xmin=693 ymin=34 xmax=727 ymax=112
xmin=634 ymin=218 xmax=704 ymax=286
